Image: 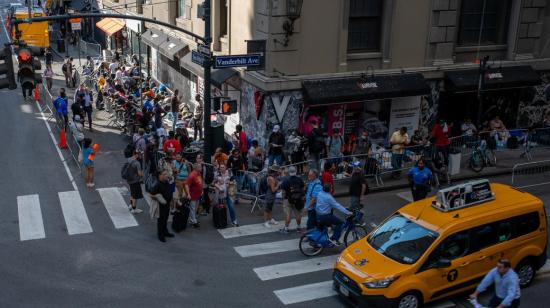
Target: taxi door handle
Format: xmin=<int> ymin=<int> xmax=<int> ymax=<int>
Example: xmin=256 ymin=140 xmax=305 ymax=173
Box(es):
xmin=477 ymin=255 xmax=487 ymax=261
xmin=459 ymin=262 xmax=470 ymax=268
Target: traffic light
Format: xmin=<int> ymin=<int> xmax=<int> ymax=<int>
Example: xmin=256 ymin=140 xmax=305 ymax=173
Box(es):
xmin=16 ymin=45 xmax=42 ymax=90
xmin=0 ymin=47 xmax=17 ymax=89
xmin=221 ymin=99 xmax=237 ymax=115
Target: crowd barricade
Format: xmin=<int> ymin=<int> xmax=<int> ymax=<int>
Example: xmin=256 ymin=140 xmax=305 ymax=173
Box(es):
xmin=39 ymin=83 xmax=82 ymax=171
xmin=78 ymin=39 xmax=102 ymax=59
xmin=511 ymin=159 xmax=550 ymax=189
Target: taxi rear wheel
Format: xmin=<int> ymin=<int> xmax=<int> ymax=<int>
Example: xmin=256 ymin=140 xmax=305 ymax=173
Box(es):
xmin=394 ymin=291 xmax=423 ymax=308
xmin=516 ymin=259 xmax=536 ymax=288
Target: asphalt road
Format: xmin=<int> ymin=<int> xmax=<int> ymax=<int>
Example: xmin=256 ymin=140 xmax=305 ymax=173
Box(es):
xmin=1 ymin=6 xmax=550 ymax=308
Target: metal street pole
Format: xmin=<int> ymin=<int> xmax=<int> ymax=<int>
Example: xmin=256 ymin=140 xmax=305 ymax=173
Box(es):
xmin=476 ymin=56 xmax=489 ymax=126
xmin=138 ymin=24 xmax=142 ymax=107
xmin=203 ymin=0 xmax=212 ymax=164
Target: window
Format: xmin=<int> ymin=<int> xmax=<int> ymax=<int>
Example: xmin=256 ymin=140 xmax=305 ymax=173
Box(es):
xmin=515 ymin=212 xmax=540 ymax=237
xmin=422 ymin=231 xmax=470 ymax=270
xmin=347 ymin=0 xmax=382 ymax=52
xmin=220 ymin=0 xmax=228 ymax=37
xmin=458 ymin=0 xmax=512 ymax=46
xmin=178 ymin=0 xmax=186 ymax=18
xmin=472 ymin=223 xmax=499 ymax=251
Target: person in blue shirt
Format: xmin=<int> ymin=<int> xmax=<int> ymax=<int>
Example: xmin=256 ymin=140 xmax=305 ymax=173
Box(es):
xmin=408 ymin=158 xmax=433 ymax=201
xmin=315 ymin=183 xmax=352 ymax=245
xmin=305 ymin=169 xmax=323 ymax=230
xmin=53 ymin=88 xmax=69 ymax=129
xmin=470 ymin=258 xmax=521 ymax=308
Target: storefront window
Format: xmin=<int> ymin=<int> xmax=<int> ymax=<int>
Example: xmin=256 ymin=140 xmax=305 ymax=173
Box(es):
xmin=458 ymin=0 xmax=511 ymax=46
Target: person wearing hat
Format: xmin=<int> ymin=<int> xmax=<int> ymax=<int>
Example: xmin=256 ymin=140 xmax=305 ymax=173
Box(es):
xmin=70 ymin=115 xmax=85 ymax=147
xmin=268 ymin=124 xmax=285 ymax=167
xmin=348 ymin=162 xmax=368 ymax=209
xmin=264 ymin=165 xmax=281 ymax=228
xmin=279 ymin=166 xmax=305 ymax=233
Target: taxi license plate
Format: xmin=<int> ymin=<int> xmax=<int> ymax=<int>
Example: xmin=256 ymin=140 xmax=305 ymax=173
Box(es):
xmin=339 ymin=285 xmax=349 ymax=297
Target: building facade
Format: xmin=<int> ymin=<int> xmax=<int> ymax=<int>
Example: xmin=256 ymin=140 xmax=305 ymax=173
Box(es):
xmin=93 ymin=0 xmax=550 ymax=146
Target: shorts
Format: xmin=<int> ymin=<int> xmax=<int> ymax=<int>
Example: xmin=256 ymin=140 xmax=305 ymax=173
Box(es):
xmin=129 ymin=182 xmax=143 ymax=199
xmin=264 ymin=201 xmax=274 ymax=213
xmin=283 ymin=199 xmax=301 ymax=217
xmin=170 ymin=182 xmax=176 ymax=193
xmin=175 ymin=180 xmax=187 ymax=197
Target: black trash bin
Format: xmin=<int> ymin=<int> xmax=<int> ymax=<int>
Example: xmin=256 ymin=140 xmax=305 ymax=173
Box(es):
xmin=57 ymin=39 xmax=65 ymax=53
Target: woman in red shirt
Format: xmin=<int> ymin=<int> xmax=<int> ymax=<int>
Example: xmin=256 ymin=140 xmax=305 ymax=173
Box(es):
xmin=321 ymin=162 xmax=335 ymax=195
xmin=185 ymin=163 xmax=203 ymax=228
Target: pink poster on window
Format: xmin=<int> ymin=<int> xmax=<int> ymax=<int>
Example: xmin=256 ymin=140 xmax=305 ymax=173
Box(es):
xmin=327 ymin=104 xmax=346 ymax=136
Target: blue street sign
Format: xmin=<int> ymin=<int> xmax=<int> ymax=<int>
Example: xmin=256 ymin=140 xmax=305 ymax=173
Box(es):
xmin=192 ymin=50 xmax=206 ymax=66
xmin=213 ymin=54 xmax=262 ymax=69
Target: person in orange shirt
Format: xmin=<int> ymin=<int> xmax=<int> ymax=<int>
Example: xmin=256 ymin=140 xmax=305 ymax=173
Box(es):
xmin=213 ymin=148 xmax=228 ymax=167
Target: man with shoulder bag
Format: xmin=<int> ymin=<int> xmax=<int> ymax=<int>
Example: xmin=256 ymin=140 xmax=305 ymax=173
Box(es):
xmin=279 ymin=166 xmax=305 ymax=233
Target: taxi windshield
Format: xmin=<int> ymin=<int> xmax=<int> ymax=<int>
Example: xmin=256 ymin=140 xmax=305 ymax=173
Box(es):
xmin=367 ymin=214 xmax=439 ymax=264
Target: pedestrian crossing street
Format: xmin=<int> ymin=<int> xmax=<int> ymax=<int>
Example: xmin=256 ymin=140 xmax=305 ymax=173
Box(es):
xmin=14 ymin=187 xmax=152 ymax=241
xmin=218 ymin=220 xmax=458 ymax=307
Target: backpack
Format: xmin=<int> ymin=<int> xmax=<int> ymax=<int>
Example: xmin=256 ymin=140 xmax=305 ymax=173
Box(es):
xmin=121 ymin=162 xmax=131 ymax=180
xmin=328 ymin=136 xmax=343 ymax=149
xmin=287 ymin=177 xmax=305 ymax=210
xmin=309 ymin=130 xmax=325 ymax=153
xmin=124 ymin=142 xmax=135 ymax=158
xmin=258 ymin=175 xmax=269 ymax=195
xmin=62 ymin=63 xmax=67 ymax=72
xmin=247 ymin=136 xmax=253 ymax=150
xmin=145 ymin=172 xmax=158 ymax=193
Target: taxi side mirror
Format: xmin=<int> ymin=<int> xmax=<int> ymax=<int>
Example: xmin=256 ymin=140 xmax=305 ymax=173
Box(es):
xmin=436 ymin=258 xmax=451 ymax=268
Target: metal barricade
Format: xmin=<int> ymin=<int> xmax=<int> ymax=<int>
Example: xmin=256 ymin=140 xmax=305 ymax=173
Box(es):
xmin=79 ymin=39 xmax=102 ymax=58
xmin=511 ymin=159 xmax=550 ymax=189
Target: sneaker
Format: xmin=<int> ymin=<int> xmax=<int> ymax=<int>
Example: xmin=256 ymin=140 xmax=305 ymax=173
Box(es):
xmin=296 ymin=227 xmax=305 ymax=233
xmin=269 ymin=218 xmax=279 ymax=225
xmin=329 ymin=239 xmax=342 ymax=247
xmin=279 ymin=227 xmax=289 ymax=234
xmin=131 ymin=208 xmax=143 ymax=214
xmin=264 ymin=221 xmax=271 ymax=228
xmin=89 ymin=183 xmax=95 ymax=187
xmin=232 ymin=221 xmax=239 ymax=227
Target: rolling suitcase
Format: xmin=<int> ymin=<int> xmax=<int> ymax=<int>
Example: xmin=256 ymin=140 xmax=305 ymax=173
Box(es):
xmin=212 ymin=199 xmax=228 ymax=229
xmin=172 ymin=201 xmax=190 ymax=233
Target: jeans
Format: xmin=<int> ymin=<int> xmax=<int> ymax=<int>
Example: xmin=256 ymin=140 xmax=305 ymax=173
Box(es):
xmin=391 ymin=153 xmax=403 ymax=177
xmin=317 ymin=214 xmax=344 ymax=241
xmin=488 ymin=295 xmax=520 ymax=308
xmin=268 ymin=153 xmax=283 ymax=166
xmin=157 ymin=202 xmax=170 ymax=237
xmin=171 ymin=111 xmax=179 ymax=131
xmin=193 ymin=120 xmax=203 ymax=140
xmin=436 ymin=145 xmax=450 ymax=166
xmin=84 ymin=106 xmax=93 ymax=129
xmin=350 ymin=196 xmax=361 ymax=209
xmin=226 ymin=196 xmax=237 ymax=223
xmin=306 ymin=209 xmax=317 ymax=230
xmin=309 ymin=152 xmax=321 ymax=171
xmin=189 ymin=199 xmax=199 ymax=224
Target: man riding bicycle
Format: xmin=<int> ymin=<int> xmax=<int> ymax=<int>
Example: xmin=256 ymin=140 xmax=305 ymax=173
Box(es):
xmin=315 ymin=183 xmax=352 ymax=246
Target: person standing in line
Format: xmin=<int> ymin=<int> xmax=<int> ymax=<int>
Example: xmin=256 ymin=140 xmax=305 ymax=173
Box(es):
xmin=263 ymin=165 xmax=280 ymax=228
xmin=389 ymin=127 xmax=409 ymax=179
xmin=308 ymin=123 xmax=326 ymax=171
xmin=150 ymin=170 xmax=175 ymax=242
xmin=125 ymin=149 xmax=144 ymax=214
xmin=43 ymin=64 xmax=54 ymax=91
xmin=321 ymin=162 xmax=335 ymax=195
xmin=408 ymin=158 xmax=433 ymax=201
xmin=109 ymin=60 xmax=119 ymax=80
xmin=62 ymin=57 xmax=73 ymax=87
xmin=44 ymin=47 xmax=53 ymax=67
xmin=53 ymin=88 xmax=69 ymax=128
xmin=348 ymin=162 xmax=368 ymax=209
xmin=279 ymin=166 xmax=305 ymax=233
xmin=213 ymin=163 xmax=239 ymax=227
xmin=70 ymin=115 xmax=85 ymax=147
xmin=170 ymin=89 xmax=182 ymax=132
xmin=82 ymin=87 xmax=94 ymax=130
xmin=326 ymin=128 xmax=344 ymax=166
xmin=163 ymin=131 xmax=182 ymax=154
xmin=174 ymin=153 xmax=191 ymax=200
xmin=234 ymin=124 xmax=248 ymax=162
xmin=196 ymin=154 xmax=214 ymax=215
xmin=305 ymin=169 xmax=323 ymax=230
xmin=227 ymin=149 xmax=245 ymax=195
xmin=268 ymin=125 xmax=285 ymax=166
xmin=185 ymin=163 xmax=204 ymax=228
xmin=193 ymin=94 xmax=203 ymax=140
xmin=431 ymin=118 xmax=452 ymax=166
xmin=159 ymin=149 xmax=177 ymax=211
xmin=82 ymin=138 xmax=96 ymax=187
xmin=470 ymin=259 xmax=521 ymax=308
xmin=248 ymin=140 xmax=265 ymax=172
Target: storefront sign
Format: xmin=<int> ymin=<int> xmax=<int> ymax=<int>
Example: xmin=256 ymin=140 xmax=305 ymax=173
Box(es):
xmin=486 ymin=72 xmax=503 ymax=80
xmin=213 ymin=54 xmax=262 ymax=69
xmin=327 ymin=104 xmax=346 ymax=135
xmin=71 ymin=22 xmax=81 ymax=31
xmin=271 ymin=95 xmax=291 ymax=123
xmin=357 ymin=81 xmax=378 ymax=89
xmin=388 ymin=97 xmax=421 ymax=135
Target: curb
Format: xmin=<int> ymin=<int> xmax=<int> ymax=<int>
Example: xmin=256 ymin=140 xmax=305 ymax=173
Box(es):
xmin=333 ymin=168 xmax=513 ymax=198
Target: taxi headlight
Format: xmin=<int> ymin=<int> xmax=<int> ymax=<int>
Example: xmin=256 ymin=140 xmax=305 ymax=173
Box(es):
xmin=363 ymin=276 xmax=399 ymax=289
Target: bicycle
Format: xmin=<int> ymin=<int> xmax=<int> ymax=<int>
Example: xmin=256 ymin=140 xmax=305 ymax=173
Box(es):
xmin=469 ymin=139 xmax=496 ymax=173
xmin=299 ymin=207 xmax=368 ymax=257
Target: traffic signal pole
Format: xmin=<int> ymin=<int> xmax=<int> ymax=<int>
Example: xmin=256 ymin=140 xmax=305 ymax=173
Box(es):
xmin=11 ymin=11 xmax=215 ymax=161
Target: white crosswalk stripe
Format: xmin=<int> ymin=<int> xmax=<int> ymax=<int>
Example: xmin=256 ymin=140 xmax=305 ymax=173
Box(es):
xmin=17 ymin=194 xmax=45 ymax=241
xmin=97 ymin=187 xmax=138 ymax=229
xmin=234 ymin=239 xmax=299 ymax=257
xmin=59 ymin=191 xmax=93 ymax=235
xmin=273 ymin=281 xmax=337 ymax=305
xmin=218 ymin=217 xmax=308 ymax=239
xmin=254 ymin=255 xmax=338 ymax=281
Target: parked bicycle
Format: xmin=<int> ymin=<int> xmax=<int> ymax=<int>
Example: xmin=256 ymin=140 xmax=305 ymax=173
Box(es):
xmin=299 ymin=206 xmax=368 ymax=257
xmin=469 ymin=139 xmax=496 ymax=173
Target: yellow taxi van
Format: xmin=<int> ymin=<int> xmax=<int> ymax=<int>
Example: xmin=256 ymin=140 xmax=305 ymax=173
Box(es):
xmin=11 ymin=6 xmax=49 ymax=53
xmin=333 ymin=180 xmax=547 ymax=308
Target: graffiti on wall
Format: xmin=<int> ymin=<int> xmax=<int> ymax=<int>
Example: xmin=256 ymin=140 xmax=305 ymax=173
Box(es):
xmin=419 ymin=80 xmax=442 ymax=136
xmin=517 ymin=73 xmax=550 ymax=128
xmin=240 ymin=81 xmax=303 ymax=147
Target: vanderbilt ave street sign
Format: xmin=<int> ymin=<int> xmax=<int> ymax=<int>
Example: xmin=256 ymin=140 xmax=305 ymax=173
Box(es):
xmin=213 ymin=54 xmax=262 ymax=69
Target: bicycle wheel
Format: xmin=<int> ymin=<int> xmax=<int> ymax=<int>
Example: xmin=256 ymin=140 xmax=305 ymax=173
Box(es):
xmin=486 ymin=150 xmax=497 ymax=166
xmin=299 ymin=233 xmax=324 ymax=257
xmin=344 ymin=225 xmax=369 ymax=247
xmin=469 ymin=151 xmax=484 ymax=173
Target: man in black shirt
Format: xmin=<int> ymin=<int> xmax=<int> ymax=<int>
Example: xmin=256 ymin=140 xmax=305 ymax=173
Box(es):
xmin=279 ymin=166 xmax=305 ymax=233
xmin=348 ymin=163 xmax=368 ymax=209
xmin=268 ymin=125 xmax=285 ymax=166
xmin=227 ymin=149 xmax=245 ymax=193
xmin=151 ymin=170 xmax=174 ymax=242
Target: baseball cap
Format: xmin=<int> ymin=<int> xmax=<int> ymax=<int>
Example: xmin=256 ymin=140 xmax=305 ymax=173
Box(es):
xmin=288 ymin=166 xmax=297 ymax=176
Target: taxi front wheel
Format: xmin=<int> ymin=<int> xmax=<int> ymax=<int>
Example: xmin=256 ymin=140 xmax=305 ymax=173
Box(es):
xmin=393 ymin=291 xmax=423 ymax=308
xmin=516 ymin=258 xmax=536 ymax=288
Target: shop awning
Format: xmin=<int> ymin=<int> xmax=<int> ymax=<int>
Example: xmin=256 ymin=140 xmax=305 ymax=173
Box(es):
xmin=158 ymin=36 xmax=188 ymax=59
xmin=302 ymin=73 xmax=430 ymax=105
xmin=141 ymin=29 xmax=168 ymax=49
xmin=445 ymin=65 xmax=541 ymax=93
xmin=211 ymin=68 xmax=238 ymax=88
xmin=95 ymin=18 xmax=124 ymax=37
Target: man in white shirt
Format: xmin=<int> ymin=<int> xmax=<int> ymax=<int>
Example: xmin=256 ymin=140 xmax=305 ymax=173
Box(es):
xmin=461 ymin=118 xmax=477 ymax=136
xmin=109 ymin=61 xmax=119 ymax=79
